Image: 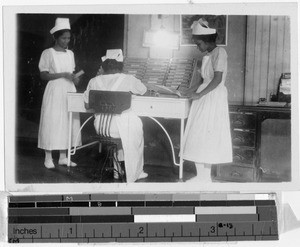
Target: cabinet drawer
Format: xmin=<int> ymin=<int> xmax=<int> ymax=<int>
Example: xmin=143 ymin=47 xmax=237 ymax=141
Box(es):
xmin=230 ymin=112 xmax=256 ymax=129
xmin=213 ymin=164 xmax=257 ymax=182
xmin=233 ymin=147 xmax=255 ymax=165
xmin=232 ymin=130 xmax=255 ymax=147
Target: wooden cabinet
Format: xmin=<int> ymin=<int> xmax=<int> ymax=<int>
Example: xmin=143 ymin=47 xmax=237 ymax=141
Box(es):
xmin=211 ymin=105 xmax=291 ymax=182
xmin=230 ymin=112 xmax=256 ymax=129
xmin=232 ymin=130 xmax=256 ymax=147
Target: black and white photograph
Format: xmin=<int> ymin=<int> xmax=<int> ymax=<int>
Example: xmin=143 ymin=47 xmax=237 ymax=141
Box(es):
xmin=2 ymin=3 xmax=299 ymax=193
xmin=1 ymin=2 xmax=300 ymax=247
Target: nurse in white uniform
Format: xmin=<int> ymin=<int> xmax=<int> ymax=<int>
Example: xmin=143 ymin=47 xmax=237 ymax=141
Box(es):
xmin=181 ymin=18 xmax=233 ymax=182
xmin=83 ymin=49 xmax=148 ymax=183
xmin=38 ymin=18 xmax=82 ymax=169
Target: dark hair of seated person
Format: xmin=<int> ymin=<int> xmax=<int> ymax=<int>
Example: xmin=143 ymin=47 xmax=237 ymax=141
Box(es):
xmin=102 ymin=59 xmax=124 ymax=74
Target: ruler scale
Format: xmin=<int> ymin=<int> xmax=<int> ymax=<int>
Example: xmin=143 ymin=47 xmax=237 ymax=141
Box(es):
xmin=7 ymin=193 xmax=278 ymax=243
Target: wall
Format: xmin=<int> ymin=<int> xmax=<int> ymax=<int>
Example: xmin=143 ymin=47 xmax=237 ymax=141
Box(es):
xmin=126 ymin=15 xmax=151 ymax=59
xmin=245 ymin=16 xmax=291 ymax=104
xmin=126 ymin=15 xmax=247 ymax=104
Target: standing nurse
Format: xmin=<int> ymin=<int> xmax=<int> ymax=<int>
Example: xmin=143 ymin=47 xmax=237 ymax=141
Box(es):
xmin=38 ymin=18 xmax=82 ymax=169
xmin=181 ymin=18 xmax=232 ymax=182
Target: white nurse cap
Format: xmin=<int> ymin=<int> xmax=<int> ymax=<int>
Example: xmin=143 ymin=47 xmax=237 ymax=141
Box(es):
xmin=50 ymin=18 xmax=71 ymax=34
xmin=191 ymin=18 xmax=216 ymax=35
xmin=101 ymin=49 xmax=124 ymax=62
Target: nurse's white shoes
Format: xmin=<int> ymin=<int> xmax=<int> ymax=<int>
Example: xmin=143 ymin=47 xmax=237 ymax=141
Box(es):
xmin=58 ymin=158 xmax=77 ymax=167
xmin=186 ymin=163 xmax=212 ymax=183
xmin=114 ymin=170 xmax=124 ymax=180
xmin=44 ymin=159 xmax=55 ymax=169
xmin=138 ymin=171 xmax=148 ymax=180
xmin=113 ymin=170 xmax=148 ymax=181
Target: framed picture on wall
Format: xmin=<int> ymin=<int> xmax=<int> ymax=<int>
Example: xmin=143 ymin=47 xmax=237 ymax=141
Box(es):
xmin=180 ymin=15 xmax=228 ymax=46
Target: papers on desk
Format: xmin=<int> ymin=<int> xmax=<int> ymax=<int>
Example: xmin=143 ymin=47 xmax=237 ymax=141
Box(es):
xmin=145 ymin=83 xmax=182 ymax=97
xmin=75 ymin=70 xmax=85 ymax=78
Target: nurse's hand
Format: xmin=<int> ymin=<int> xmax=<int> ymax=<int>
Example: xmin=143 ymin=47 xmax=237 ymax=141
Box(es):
xmin=63 ymin=72 xmax=75 ymax=81
xmin=178 ymin=88 xmax=190 ymax=96
xmin=191 ymin=92 xmax=201 ymax=100
xmin=73 ymin=77 xmax=80 ymax=86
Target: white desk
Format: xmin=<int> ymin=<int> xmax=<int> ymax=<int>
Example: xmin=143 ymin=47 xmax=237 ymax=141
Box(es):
xmin=67 ymin=93 xmax=191 ymax=181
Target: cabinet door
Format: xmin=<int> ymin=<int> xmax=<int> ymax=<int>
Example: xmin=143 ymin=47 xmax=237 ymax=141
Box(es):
xmin=259 ymin=118 xmax=291 ymax=182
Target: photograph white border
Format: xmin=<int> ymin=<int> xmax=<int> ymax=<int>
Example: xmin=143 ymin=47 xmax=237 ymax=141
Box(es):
xmin=3 ymin=2 xmax=300 ymax=193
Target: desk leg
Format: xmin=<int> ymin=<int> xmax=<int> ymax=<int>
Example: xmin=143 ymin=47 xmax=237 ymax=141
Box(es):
xmin=67 ymin=111 xmax=72 ymax=167
xmin=179 ymin=118 xmax=184 ymax=182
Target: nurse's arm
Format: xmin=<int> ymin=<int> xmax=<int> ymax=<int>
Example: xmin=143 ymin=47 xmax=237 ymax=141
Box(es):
xmin=191 ymin=72 xmax=222 ymax=99
xmin=180 ymin=76 xmax=203 ymax=95
xmin=40 ymin=71 xmax=74 ymax=81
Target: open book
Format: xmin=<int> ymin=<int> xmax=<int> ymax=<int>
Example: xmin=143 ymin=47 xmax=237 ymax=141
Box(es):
xmin=145 ymin=83 xmax=182 ymax=97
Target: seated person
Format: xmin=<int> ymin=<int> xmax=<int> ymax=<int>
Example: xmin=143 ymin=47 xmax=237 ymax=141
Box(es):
xmin=83 ymin=49 xmax=148 ymax=182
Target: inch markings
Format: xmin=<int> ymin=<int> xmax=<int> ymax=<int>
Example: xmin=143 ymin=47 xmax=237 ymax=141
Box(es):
xmin=7 ymin=194 xmax=279 ymax=243
xmin=8 ymin=221 xmax=278 ymax=243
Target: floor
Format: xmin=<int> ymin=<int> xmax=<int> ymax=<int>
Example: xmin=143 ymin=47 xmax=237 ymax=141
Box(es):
xmin=15 ymin=137 xmax=288 ymax=185
xmin=15 ymin=113 xmax=289 ymax=184
xmin=16 ymin=138 xmax=197 ymax=184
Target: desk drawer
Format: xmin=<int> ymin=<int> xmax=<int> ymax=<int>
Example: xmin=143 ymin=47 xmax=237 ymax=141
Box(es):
xmin=213 ymin=164 xmax=257 ymax=182
xmin=131 ymin=97 xmax=191 ymax=118
xmin=230 ymin=112 xmax=256 ymax=129
xmin=233 ymin=147 xmax=255 ymax=165
xmin=232 ymin=130 xmax=255 ymax=147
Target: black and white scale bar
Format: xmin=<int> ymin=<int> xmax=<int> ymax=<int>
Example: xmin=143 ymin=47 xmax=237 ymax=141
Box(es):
xmin=7 ymin=194 xmax=278 ymax=243
xmin=8 ymin=200 xmax=276 ymax=208
xmin=9 ymin=215 xmax=135 ymax=224
xmin=8 ymin=221 xmax=278 ymax=243
xmin=8 ymin=205 xmax=278 ymax=221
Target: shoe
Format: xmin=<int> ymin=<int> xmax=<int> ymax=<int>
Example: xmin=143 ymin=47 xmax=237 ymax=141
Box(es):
xmin=137 ymin=171 xmax=148 ymax=180
xmin=114 ymin=171 xmax=120 ymax=180
xmin=44 ymin=159 xmax=55 ymax=169
xmin=58 ymin=158 xmax=77 ymax=167
xmin=113 ymin=161 xmax=125 ymax=180
xmin=114 ymin=170 xmax=125 ymax=180
xmin=185 ymin=176 xmax=200 ymax=183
